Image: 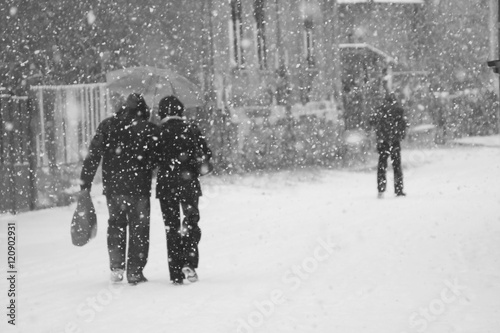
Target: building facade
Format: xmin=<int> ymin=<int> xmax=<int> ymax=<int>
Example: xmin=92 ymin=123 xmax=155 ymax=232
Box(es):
xmin=204 ymin=0 xmax=339 ymax=113
xmin=201 ymin=0 xmax=424 ymax=129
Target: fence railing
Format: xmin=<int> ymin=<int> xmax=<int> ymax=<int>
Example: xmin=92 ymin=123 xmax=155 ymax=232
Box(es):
xmin=30 ymin=83 xmax=112 ymax=167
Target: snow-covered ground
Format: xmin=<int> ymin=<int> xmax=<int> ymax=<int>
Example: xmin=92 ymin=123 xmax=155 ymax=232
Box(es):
xmin=1 ymin=146 xmax=499 ymax=333
xmin=452 ymin=134 xmax=500 ymax=147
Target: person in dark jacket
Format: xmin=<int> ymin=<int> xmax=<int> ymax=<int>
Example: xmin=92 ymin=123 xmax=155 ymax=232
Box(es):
xmin=369 ymin=92 xmax=408 ymax=198
xmin=155 ymin=96 xmax=212 ymax=285
xmin=80 ymin=93 xmax=159 ymax=284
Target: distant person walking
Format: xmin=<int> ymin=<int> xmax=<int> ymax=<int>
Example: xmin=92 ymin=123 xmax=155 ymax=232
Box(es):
xmin=80 ymin=93 xmax=159 ymax=284
xmin=369 ymin=92 xmax=408 ymax=198
xmin=155 ymin=96 xmax=212 ymax=285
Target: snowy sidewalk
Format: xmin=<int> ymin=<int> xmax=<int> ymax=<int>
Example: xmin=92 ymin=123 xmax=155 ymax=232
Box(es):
xmin=1 ymin=146 xmax=499 ymax=333
xmin=451 ymin=134 xmax=500 ymax=148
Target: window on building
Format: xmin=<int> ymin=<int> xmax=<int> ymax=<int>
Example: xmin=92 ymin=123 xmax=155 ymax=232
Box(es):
xmin=304 ymin=18 xmax=315 ymax=68
xmin=230 ymin=0 xmax=245 ymax=68
xmin=253 ymin=0 xmax=267 ymax=70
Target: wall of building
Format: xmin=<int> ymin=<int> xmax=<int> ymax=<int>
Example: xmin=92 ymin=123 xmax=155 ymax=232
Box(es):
xmin=205 ymin=0 xmax=424 ymax=111
xmin=209 ymin=0 xmax=339 ymax=111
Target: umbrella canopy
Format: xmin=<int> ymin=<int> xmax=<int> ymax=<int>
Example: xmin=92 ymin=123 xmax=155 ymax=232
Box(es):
xmin=106 ymin=66 xmax=204 ymax=109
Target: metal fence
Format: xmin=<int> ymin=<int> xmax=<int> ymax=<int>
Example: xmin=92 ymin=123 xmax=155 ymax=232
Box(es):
xmin=0 ymin=83 xmax=113 ymax=213
xmin=30 ymin=83 xmax=112 ymax=167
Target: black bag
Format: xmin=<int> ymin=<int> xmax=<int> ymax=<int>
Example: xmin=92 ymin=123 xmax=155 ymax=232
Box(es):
xmin=71 ymin=190 xmax=97 ymax=246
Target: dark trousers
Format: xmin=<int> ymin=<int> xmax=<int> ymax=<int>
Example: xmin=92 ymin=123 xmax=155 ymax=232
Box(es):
xmin=377 ymin=140 xmax=404 ymax=194
xmin=106 ymin=195 xmax=150 ymax=277
xmin=159 ymin=195 xmax=201 ymax=282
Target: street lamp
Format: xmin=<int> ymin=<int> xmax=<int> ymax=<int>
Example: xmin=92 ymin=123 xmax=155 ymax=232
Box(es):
xmin=486 ymin=0 xmax=500 ymax=133
xmin=202 ymin=0 xmax=217 ymax=106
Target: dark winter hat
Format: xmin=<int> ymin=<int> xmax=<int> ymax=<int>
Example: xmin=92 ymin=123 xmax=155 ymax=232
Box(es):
xmin=158 ymin=96 xmax=184 ymax=119
xmin=126 ymin=93 xmax=150 ymax=119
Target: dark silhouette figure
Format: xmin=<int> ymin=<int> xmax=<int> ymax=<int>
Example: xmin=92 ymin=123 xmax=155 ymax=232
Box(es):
xmin=370 ymin=93 xmax=408 ymax=198
xmin=155 ymin=96 xmax=212 ymax=284
xmin=80 ymin=93 xmax=159 ymax=284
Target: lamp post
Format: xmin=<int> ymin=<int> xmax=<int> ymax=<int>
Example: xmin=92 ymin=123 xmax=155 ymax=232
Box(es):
xmin=330 ymin=0 xmax=343 ymax=112
xmin=275 ymin=0 xmax=284 ymax=70
xmin=497 ymin=0 xmax=500 ymax=133
xmin=274 ymin=0 xmax=291 ymax=114
xmin=321 ymin=0 xmax=344 ymax=120
xmin=489 ymin=0 xmax=500 ymax=133
xmin=202 ymin=0 xmax=217 ymax=107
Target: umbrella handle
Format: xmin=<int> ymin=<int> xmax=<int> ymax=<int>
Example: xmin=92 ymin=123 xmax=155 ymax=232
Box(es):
xmin=148 ymin=75 xmax=160 ymax=122
xmin=169 ymin=81 xmax=177 ymax=97
xmin=153 ymin=77 xmax=176 ymax=106
xmin=152 ymin=85 xmax=157 ymax=109
xmin=151 ymin=76 xmax=177 ymax=121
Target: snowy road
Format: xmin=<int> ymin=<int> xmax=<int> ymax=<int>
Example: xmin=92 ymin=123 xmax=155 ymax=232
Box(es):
xmin=1 ymin=146 xmax=499 ymax=333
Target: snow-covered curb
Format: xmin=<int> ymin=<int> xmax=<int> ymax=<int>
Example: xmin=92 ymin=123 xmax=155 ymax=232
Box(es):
xmin=451 ymin=135 xmax=500 ymax=147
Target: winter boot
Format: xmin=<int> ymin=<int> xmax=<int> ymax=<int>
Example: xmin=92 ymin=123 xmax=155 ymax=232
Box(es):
xmin=110 ymin=269 xmax=124 ymax=283
xmin=128 ymin=272 xmax=148 ymax=285
xmin=182 ymin=266 xmax=198 ymax=283
xmin=171 ymin=278 xmax=184 ymax=285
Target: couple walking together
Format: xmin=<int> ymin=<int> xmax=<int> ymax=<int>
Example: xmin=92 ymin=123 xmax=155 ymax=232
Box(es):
xmin=80 ymin=93 xmax=212 ymax=285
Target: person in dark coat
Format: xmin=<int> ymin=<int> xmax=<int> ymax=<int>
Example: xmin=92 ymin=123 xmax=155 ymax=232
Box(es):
xmin=155 ymin=96 xmax=212 ymax=285
xmin=369 ymin=92 xmax=408 ymax=198
xmin=80 ymin=93 xmax=159 ymax=284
